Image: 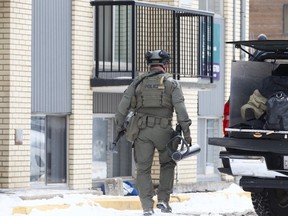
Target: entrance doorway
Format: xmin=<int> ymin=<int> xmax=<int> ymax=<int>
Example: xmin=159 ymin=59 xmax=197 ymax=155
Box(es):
xmin=30 ymin=115 xmax=67 ymax=185
xmin=92 ymin=115 xmax=132 ymax=180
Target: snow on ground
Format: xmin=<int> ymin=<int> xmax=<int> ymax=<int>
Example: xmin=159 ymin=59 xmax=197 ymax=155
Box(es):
xmin=0 ymin=183 xmax=254 ymax=216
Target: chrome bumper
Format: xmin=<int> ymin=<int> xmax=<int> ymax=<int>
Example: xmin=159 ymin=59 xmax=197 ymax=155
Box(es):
xmin=221 ymin=155 xmax=288 ymax=178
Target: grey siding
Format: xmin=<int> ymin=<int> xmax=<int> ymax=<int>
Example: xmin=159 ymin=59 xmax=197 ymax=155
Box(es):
xmin=198 ymin=79 xmax=224 ymax=116
xmin=32 ymin=0 xmax=72 ymax=113
xmin=198 ymin=17 xmax=225 ymax=117
xmin=93 ymin=93 xmax=123 ymax=113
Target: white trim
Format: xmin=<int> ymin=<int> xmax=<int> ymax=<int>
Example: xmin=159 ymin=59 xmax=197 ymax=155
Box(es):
xmin=92 ymin=86 xmax=128 ymax=93
xmin=93 ymin=113 xmax=115 ymax=118
xmin=198 ymin=116 xmax=222 ymax=119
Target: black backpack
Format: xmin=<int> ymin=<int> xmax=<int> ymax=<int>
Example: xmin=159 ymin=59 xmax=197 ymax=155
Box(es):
xmin=264 ymin=91 xmax=288 ymax=131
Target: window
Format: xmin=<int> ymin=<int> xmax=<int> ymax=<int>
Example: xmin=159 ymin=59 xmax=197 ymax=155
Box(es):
xmin=92 ymin=115 xmax=133 ymax=179
xmin=96 ymin=5 xmax=133 ymax=74
xmin=284 ymin=5 xmax=288 ymax=34
xmin=30 ymin=116 xmax=67 ymax=185
xmin=92 ymin=117 xmax=111 ymax=179
xmin=199 ymin=0 xmax=223 ymax=16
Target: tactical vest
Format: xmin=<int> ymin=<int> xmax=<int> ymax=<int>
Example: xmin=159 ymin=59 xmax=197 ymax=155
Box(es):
xmin=135 ymin=73 xmax=173 ymax=111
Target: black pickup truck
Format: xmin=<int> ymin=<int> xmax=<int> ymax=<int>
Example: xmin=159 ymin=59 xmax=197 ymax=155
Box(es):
xmin=209 ymin=40 xmax=288 ymax=216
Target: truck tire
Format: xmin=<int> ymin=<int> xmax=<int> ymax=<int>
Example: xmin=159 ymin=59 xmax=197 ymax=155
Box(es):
xmin=252 ymin=189 xmax=288 ymax=216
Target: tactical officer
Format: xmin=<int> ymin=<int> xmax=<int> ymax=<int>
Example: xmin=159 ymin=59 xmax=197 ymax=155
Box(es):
xmin=115 ymin=50 xmax=192 ymax=216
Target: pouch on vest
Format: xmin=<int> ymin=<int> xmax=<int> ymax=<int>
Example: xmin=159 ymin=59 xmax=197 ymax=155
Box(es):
xmin=147 ymin=116 xmax=155 ymax=127
xmin=264 ymin=91 xmax=288 ymax=131
xmin=126 ymin=115 xmax=140 ymax=142
xmin=160 ymin=118 xmax=169 ymax=128
xmin=138 ymin=116 xmax=147 ymax=129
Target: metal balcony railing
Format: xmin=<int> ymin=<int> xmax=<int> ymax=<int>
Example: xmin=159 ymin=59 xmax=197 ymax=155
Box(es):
xmin=90 ymin=0 xmax=214 ymax=87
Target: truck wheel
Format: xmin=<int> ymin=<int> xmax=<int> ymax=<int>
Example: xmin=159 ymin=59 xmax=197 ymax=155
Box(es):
xmin=252 ymin=189 xmax=288 ymax=216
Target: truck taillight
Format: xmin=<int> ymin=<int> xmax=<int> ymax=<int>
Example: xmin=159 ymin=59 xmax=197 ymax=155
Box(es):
xmin=223 ymin=99 xmax=230 ymax=136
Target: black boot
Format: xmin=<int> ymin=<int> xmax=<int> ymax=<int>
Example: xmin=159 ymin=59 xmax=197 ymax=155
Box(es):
xmin=143 ymin=208 xmax=154 ymax=216
xmin=157 ymin=201 xmax=172 ymax=213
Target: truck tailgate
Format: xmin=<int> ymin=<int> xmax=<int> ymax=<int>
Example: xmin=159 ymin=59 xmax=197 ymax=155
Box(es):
xmin=209 ymin=137 xmax=288 ymax=154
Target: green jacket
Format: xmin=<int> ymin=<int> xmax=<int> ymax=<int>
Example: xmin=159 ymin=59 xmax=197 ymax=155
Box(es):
xmin=115 ymin=69 xmax=191 ymax=139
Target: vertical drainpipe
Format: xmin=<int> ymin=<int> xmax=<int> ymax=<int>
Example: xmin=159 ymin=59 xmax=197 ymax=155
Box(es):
xmin=240 ymin=0 xmax=246 ymax=60
xmin=173 ymin=11 xmax=177 ymax=80
xmin=132 ymin=2 xmax=135 ymax=79
xmin=233 ymin=0 xmax=236 ymax=61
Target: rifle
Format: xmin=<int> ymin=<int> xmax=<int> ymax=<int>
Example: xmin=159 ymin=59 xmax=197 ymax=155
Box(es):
xmin=111 ymin=111 xmax=134 ymax=153
xmin=111 ymin=129 xmax=125 ymax=153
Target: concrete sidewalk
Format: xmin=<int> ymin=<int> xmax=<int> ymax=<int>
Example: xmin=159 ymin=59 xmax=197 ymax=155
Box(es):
xmin=12 ymin=194 xmax=192 ymax=214
xmin=10 ymin=191 xmax=251 ymax=215
xmin=6 ymin=181 xmax=251 ymax=215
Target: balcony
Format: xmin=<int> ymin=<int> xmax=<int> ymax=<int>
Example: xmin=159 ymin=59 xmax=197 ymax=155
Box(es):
xmin=90 ymin=0 xmax=215 ymax=92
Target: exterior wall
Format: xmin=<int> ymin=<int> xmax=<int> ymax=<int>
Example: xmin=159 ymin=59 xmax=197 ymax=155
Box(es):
xmin=144 ymin=0 xmax=198 ymax=9
xmin=223 ymin=0 xmax=236 ymax=103
xmin=69 ymin=0 xmax=94 ymax=190
xmin=223 ymin=0 xmax=249 ymax=102
xmin=0 ymin=0 xmax=32 ymax=188
xmin=250 ymin=0 xmax=288 ymax=40
xmin=143 ymin=0 xmax=198 ymax=11
xmin=175 ymin=90 xmax=198 ymax=184
xmin=0 ymin=0 xmax=94 ymax=190
xmin=145 ymin=0 xmax=178 ymax=7
xmin=245 ymin=1 xmax=250 ymax=43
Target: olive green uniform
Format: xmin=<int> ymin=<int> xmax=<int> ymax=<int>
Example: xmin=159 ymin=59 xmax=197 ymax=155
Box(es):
xmin=115 ymin=69 xmax=191 ymax=211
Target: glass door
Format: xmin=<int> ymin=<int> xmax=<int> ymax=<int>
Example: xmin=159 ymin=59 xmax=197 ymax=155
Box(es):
xmin=30 ymin=116 xmax=46 ymax=183
xmin=46 ymin=116 xmax=67 ymax=183
xmin=92 ymin=116 xmax=132 ymax=180
xmin=92 ymin=117 xmax=109 ymax=179
xmin=30 ymin=115 xmax=67 ymax=185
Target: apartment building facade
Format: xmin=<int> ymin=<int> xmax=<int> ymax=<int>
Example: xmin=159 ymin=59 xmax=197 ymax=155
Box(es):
xmin=250 ymin=0 xmax=288 ymax=40
xmin=0 ymin=0 xmax=248 ymax=190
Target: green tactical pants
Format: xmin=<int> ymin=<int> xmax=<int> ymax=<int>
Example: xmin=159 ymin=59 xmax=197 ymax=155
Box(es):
xmin=134 ymin=123 xmax=176 ymax=210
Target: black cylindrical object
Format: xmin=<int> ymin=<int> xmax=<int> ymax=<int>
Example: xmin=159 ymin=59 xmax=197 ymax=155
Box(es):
xmin=171 ymin=144 xmax=201 ymax=161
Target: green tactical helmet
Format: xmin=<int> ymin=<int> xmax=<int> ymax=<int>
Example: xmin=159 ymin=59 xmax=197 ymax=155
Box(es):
xmin=145 ymin=49 xmax=170 ymax=66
